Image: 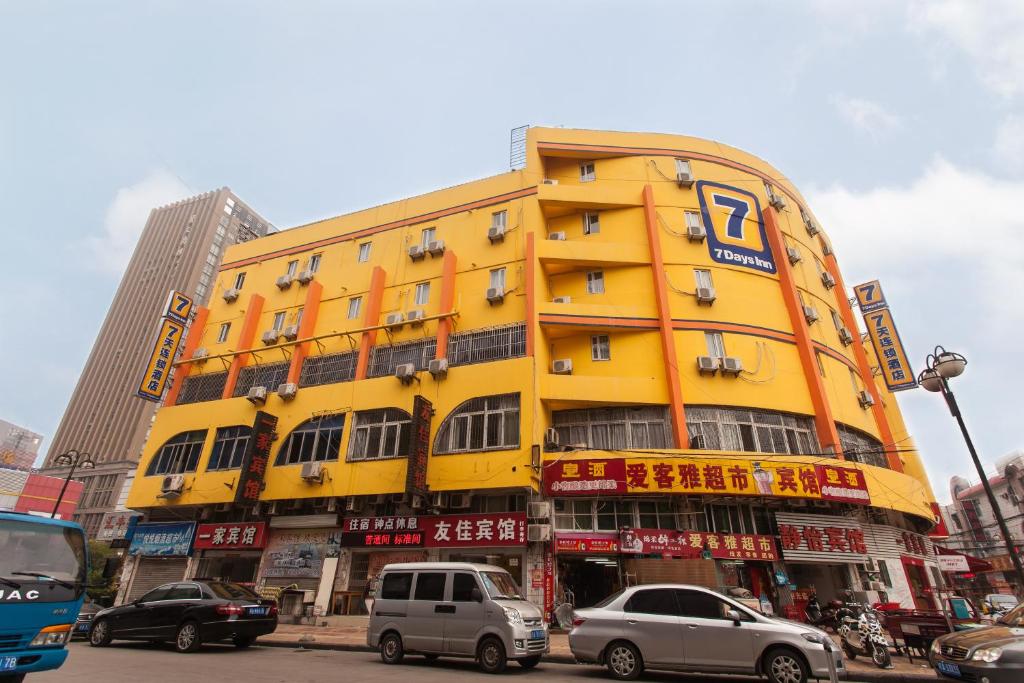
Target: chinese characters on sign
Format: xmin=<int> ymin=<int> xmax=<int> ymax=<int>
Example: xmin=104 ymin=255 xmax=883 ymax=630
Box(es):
xmin=193 ymin=522 xmax=268 ymax=550
xmin=136 ymin=317 xmax=186 ymax=402
xmin=546 ymin=459 xmax=626 ymax=495
xmin=554 ymin=533 xmax=620 ymax=554
xmin=405 ymin=396 xmax=432 ymax=498
xmin=900 ymin=530 xmax=930 ymax=557
xmin=96 ymin=512 xmax=141 ymax=543
xmin=619 ymin=529 xmax=778 ymax=561
xmin=127 ymin=522 xmax=196 ymax=556
xmin=262 ymin=528 xmax=340 ymax=578
xmin=234 ymin=411 xmax=278 ymax=504
xmin=855 ymin=280 xmax=917 ymax=392
xmin=341 ymin=515 xmax=424 ymax=548
xmin=339 ymin=513 xmax=528 ymax=548
xmin=774 ymin=513 xmax=868 ymax=562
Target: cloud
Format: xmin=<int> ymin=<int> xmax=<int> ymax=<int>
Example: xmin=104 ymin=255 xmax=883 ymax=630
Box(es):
xmin=83 ymin=169 xmax=192 ymax=274
xmin=908 ymin=0 xmax=1024 ymax=98
xmin=993 ymin=115 xmax=1024 ymax=173
xmin=831 ymin=95 xmax=903 ymax=136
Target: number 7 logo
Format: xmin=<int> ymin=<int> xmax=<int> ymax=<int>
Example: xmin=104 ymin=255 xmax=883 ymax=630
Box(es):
xmin=711 ymin=194 xmax=750 ymax=240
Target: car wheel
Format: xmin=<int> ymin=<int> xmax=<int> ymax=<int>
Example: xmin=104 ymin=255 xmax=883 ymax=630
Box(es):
xmin=174 ymin=621 xmax=202 ymax=653
xmin=765 ymin=648 xmax=809 ymax=683
xmin=89 ymin=618 xmax=112 ymax=647
xmin=605 ymin=641 xmax=643 ymax=681
xmin=518 ymin=655 xmax=542 ymax=669
xmin=477 ymin=636 xmax=507 ymax=674
xmin=379 ymin=632 xmax=404 ymax=664
xmin=233 ymin=635 xmax=255 ymax=649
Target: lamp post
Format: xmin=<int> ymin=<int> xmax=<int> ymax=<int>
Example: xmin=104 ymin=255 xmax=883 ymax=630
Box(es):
xmin=919 ymin=347 xmax=1024 ymax=593
xmin=51 ymin=449 xmax=94 ymax=518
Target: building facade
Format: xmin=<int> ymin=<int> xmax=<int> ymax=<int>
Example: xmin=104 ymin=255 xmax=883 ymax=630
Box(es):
xmin=123 ymin=128 xmax=942 ymax=619
xmin=0 ymin=418 xmax=43 ymax=471
xmin=45 ymin=188 xmax=274 ymax=536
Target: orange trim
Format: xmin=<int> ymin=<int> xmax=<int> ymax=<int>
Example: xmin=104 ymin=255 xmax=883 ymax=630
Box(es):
xmin=673 ymin=319 xmax=792 ymax=343
xmin=222 ymin=294 xmax=265 ymax=399
xmin=642 ymin=184 xmax=689 ymax=448
xmin=355 ymin=267 xmax=387 ymax=380
xmin=434 ymin=250 xmax=458 ymax=360
xmin=286 ymin=280 xmax=324 ymax=385
xmin=813 ymin=341 xmax=860 ymax=373
xmin=525 ymin=233 xmax=536 ymax=357
xmin=762 ymin=207 xmax=842 ymax=455
xmin=221 ymin=187 xmax=539 ymax=271
xmin=825 ymin=252 xmax=903 ymax=472
xmin=165 ymin=306 xmax=209 ymax=407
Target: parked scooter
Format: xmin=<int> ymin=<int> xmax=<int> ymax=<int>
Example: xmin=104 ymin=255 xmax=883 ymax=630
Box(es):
xmin=836 ymin=600 xmax=892 ymax=668
xmin=804 ymin=592 xmax=841 ymax=632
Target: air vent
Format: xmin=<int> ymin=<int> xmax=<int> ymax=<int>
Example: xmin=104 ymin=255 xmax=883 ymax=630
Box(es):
xmin=275 ymin=274 xmax=293 ymax=290
xmin=686 ymin=222 xmax=706 ymax=242
xmin=395 ymin=363 xmax=417 ymax=383
xmin=803 ymin=305 xmax=820 ymax=324
xmin=677 ymin=170 xmax=695 ymax=188
xmin=406 ymin=309 xmax=426 ymax=325
xmin=426 ymin=240 xmax=445 ymax=257
xmin=838 ymin=327 xmax=854 ymax=346
xmin=300 ymin=461 xmax=323 ymax=482
xmin=160 ymin=475 xmax=185 ymax=496
xmin=296 ymin=269 xmax=315 ymax=284
xmin=385 ymin=312 xmax=405 ymax=328
xmin=552 ymin=296 xmax=571 ymax=304
xmin=261 ymin=330 xmax=281 ymax=345
xmin=222 ymin=288 xmax=240 ymax=303
xmin=282 ymin=325 xmax=299 ymax=341
xmin=487 ymin=226 xmax=506 ymax=243
xmin=527 ymin=524 xmax=552 ymax=542
xmin=858 ymin=390 xmax=875 ymax=408
xmin=786 ymin=247 xmax=802 ymax=264
xmin=821 ymin=272 xmax=836 ymax=289
xmin=192 ymin=347 xmax=209 ymax=361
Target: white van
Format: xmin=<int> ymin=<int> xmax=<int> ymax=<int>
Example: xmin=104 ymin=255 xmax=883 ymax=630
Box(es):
xmin=367 ymin=562 xmax=548 ymax=673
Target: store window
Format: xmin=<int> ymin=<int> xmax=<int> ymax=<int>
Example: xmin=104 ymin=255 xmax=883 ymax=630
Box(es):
xmin=207 ymin=426 xmax=252 ymax=470
xmin=275 ymin=415 xmax=345 ymax=465
xmin=433 ymin=394 xmax=520 ymax=455
xmin=146 ymin=430 xmax=208 ymax=475
xmin=347 ymin=408 xmax=412 ymax=461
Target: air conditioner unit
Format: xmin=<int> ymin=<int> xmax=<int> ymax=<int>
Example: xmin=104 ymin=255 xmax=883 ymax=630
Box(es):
xmin=803 ymin=305 xmax=820 ymax=324
xmin=406 ymin=309 xmax=426 ymax=325
xmin=806 ymin=221 xmax=820 ymax=237
xmin=395 ymin=363 xmax=417 ymax=383
xmin=300 ymin=461 xmax=323 ymax=482
xmin=786 ymin=246 xmax=802 ymax=264
xmin=450 ymin=493 xmax=472 ymax=509
xmin=345 ymin=498 xmax=362 ymax=513
xmin=408 ymin=244 xmax=425 ymax=261
xmin=261 ymin=330 xmax=280 ymax=345
xmin=192 ymin=347 xmax=209 ymax=361
xmin=541 ymin=178 xmax=559 ymax=185
xmin=431 ymin=492 xmax=450 ymax=508
xmin=426 ymin=240 xmax=445 ymax=256
xmin=548 ymin=231 xmax=566 ymax=241
xmin=552 ymin=359 xmax=572 ymax=375
xmin=528 ymin=524 xmax=552 ymax=542
xmin=869 ymin=581 xmax=885 ymax=591
xmin=676 ymin=171 xmax=695 ymax=188
xmin=720 ymin=357 xmax=743 ymax=376
xmin=385 ymin=312 xmax=405 ymax=328
xmin=326 ymin=497 xmax=337 ymax=513
xmin=858 ymin=390 xmax=875 ymax=408
xmin=486 ymin=287 xmax=505 ymax=304
xmin=770 ymin=193 xmax=787 ymax=210
xmin=276 ymin=274 xmax=293 ymax=290
xmin=296 ymin=269 xmax=315 ymax=284
xmin=822 ymin=241 xmax=833 ymax=256
xmin=282 ymin=324 xmax=299 ymax=341
xmin=686 ymin=222 xmax=706 ymax=242
xmin=222 ymin=288 xmax=240 ymax=303
xmin=247 ymin=386 xmax=267 ymax=405
xmin=161 ymin=475 xmax=185 ymax=497
xmin=838 ymin=327 xmax=854 ymax=346
xmin=697 ymin=356 xmax=720 ymax=375
xmin=696 ymin=286 xmax=716 ymax=305
xmin=428 ymin=358 xmax=448 ymax=378
xmin=277 ymin=383 xmax=298 ymax=400
xmin=544 ymin=427 xmax=560 ymax=448
xmin=265 ymin=501 xmax=279 ymax=516
xmin=528 ymin=501 xmax=552 ymax=519
xmin=552 ymin=296 xmax=571 ymax=304
xmin=821 ymin=272 xmax=836 ymax=289
xmin=487 ymin=226 xmax=506 ymax=243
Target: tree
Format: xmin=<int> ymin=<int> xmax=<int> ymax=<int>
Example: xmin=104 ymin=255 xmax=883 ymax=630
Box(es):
xmin=86 ymin=540 xmax=119 ymax=603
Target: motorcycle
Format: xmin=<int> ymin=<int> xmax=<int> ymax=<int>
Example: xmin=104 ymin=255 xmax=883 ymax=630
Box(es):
xmin=804 ymin=593 xmax=841 ymax=632
xmin=836 ymin=601 xmax=892 ymax=668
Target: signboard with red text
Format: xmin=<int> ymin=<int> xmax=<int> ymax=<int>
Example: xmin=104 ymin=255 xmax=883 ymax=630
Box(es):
xmin=340 ymin=513 xmax=527 ymax=549
xmin=775 ymin=512 xmax=868 ymax=563
xmin=554 ymin=533 xmax=620 ymax=554
xmin=194 ymin=521 xmax=268 ymax=550
xmin=620 ymin=528 xmax=778 ymax=561
xmin=234 ymin=411 xmax=277 ymax=504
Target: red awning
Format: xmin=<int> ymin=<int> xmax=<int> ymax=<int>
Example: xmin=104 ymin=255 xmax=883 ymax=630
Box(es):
xmin=934 ymin=544 xmax=994 ymax=572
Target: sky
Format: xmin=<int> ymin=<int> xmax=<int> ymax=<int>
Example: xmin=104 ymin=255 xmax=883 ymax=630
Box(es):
xmin=1 ymin=1 xmax=1022 ymax=504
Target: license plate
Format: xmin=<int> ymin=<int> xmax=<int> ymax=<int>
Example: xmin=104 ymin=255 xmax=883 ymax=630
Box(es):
xmin=530 ymin=629 xmax=544 ymax=639
xmin=77 ymin=622 xmax=91 ymax=631
xmin=247 ymin=606 xmax=269 ymax=616
xmin=1 ymin=657 xmax=16 ymax=672
xmin=937 ymin=661 xmax=961 ymax=677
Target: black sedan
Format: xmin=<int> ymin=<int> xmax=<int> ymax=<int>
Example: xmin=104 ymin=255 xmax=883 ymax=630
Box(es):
xmin=72 ymin=599 xmax=103 ymax=639
xmin=89 ymin=581 xmax=277 ymax=653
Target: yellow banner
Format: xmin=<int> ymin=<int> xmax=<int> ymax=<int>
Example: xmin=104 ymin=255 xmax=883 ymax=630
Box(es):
xmin=863 ymin=307 xmax=917 ymax=391
xmin=137 ymin=318 xmax=186 ymax=402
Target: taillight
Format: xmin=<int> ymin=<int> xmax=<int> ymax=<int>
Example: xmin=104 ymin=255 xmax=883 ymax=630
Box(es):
xmin=269 ymin=604 xmax=278 ymax=616
xmin=572 ymin=617 xmax=586 ymax=627
xmin=215 ymin=604 xmax=243 ymax=616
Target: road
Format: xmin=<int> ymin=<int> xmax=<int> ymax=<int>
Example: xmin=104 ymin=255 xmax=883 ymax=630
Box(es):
xmin=28 ymin=641 xmax=828 ymax=683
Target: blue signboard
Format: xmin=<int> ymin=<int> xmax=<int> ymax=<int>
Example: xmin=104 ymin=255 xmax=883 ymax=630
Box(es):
xmin=128 ymin=521 xmax=196 ymax=556
xmin=696 ymin=181 xmax=776 ymax=275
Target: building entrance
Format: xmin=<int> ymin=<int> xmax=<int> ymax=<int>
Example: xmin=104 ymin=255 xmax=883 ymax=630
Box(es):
xmin=557 ymin=556 xmax=621 ymax=609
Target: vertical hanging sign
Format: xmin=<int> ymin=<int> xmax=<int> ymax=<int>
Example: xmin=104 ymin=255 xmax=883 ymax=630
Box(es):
xmin=136 ymin=317 xmax=186 ymax=402
xmin=405 ymin=396 xmax=433 ymax=498
xmin=235 ymin=411 xmax=278 ymax=504
xmin=854 ymin=280 xmax=917 ymax=391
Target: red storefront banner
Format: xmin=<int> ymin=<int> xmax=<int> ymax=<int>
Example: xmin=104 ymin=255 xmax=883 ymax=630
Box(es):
xmin=194 ymin=522 xmax=268 ymax=550
xmin=340 ymin=513 xmax=527 ymax=548
xmin=620 ymin=528 xmax=778 ymax=561
xmin=544 ymin=459 xmax=627 ymax=495
xmin=815 ymin=464 xmax=870 ymax=504
xmin=554 ymin=532 xmax=620 ymax=554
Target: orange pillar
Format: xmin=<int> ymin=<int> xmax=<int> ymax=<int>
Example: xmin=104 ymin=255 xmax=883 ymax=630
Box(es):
xmin=286 ymin=280 xmax=324 ymax=385
xmin=165 ymin=306 xmax=209 ymax=407
xmin=525 ymin=233 xmax=536 ymax=357
xmin=641 ymin=184 xmax=689 ymax=449
xmin=222 ymin=294 xmax=265 ymax=399
xmin=434 ymin=250 xmax=458 ymax=360
xmin=355 ymin=266 xmax=387 ymax=380
xmin=824 ymin=251 xmax=903 ymax=472
xmin=762 ymin=208 xmax=842 ymax=455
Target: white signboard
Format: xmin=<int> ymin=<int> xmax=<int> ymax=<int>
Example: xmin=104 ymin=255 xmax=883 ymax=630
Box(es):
xmin=938 ymin=554 xmax=970 ymax=572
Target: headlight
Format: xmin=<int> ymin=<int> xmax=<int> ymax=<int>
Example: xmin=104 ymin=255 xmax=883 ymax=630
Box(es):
xmin=801 ymin=632 xmax=828 ymax=645
xmin=30 ymin=624 xmax=72 ymax=647
xmin=503 ymin=607 xmax=523 ymax=625
xmin=972 ymin=647 xmax=1002 ymax=663
xmin=930 ymin=639 xmax=941 ymax=654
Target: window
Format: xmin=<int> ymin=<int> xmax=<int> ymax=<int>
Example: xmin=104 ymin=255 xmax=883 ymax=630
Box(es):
xmin=286 ymin=260 xmax=298 ymax=277
xmin=348 ymin=409 xmax=412 ymax=460
xmin=414 ymin=573 xmax=446 ymax=601
xmin=591 ymin=335 xmax=610 ymax=361
xmin=177 ymin=371 xmax=229 ymax=405
xmin=357 ymin=242 xmax=372 ymax=262
xmin=813 ymin=257 xmax=824 ymax=275
xmin=675 ymin=158 xmax=693 ymax=176
xmin=684 ymin=211 xmax=703 ymax=229
xmin=831 ymin=309 xmax=844 ymax=331
xmin=626 ymin=589 xmax=679 ymax=616
xmin=637 ymin=501 xmax=677 ymax=529
xmin=421 ymin=227 xmax=436 ymax=247
xmin=878 ymin=562 xmax=892 ymax=588
xmin=764 ymin=181 xmax=775 ymax=200
xmin=299 ymin=350 xmax=358 ymax=387
xmin=224 ymin=198 xmax=235 ymax=215
xmin=685 ymin=406 xmax=819 ymax=456
xmin=554 ymin=499 xmax=596 ymax=531
xmin=380 ymin=572 xmax=413 ymax=600
xmin=295 ymin=308 xmax=304 ymax=327
xmin=308 ymin=253 xmax=321 ymax=273
xmin=233 ymin=361 xmax=290 ymax=398
xmin=273 ymin=311 xmax=286 ymax=331
xmin=446 ymin=323 xmax=527 ymax=366
xmin=580 ymin=161 xmax=596 ymax=182
xmin=434 ymin=394 xmax=520 ymax=455
xmin=694 ymin=269 xmax=713 ymax=290
xmin=275 ymin=415 xmax=345 ymax=465
xmin=85 ymin=474 xmax=118 ymax=508
xmin=596 ymin=500 xmax=635 ymax=531
xmin=414 ymin=282 xmax=430 ymax=306
xmin=367 ymin=338 xmax=436 ymax=377
xmin=586 ymin=270 xmax=605 ymax=294
xmin=217 ymin=323 xmax=231 ymax=344
xmin=205 ymin=252 xmax=218 ymax=266
xmin=452 ymin=573 xmax=480 ymax=602
xmin=207 ymin=426 xmax=252 ymax=470
xmin=491 ymin=211 xmax=507 ymax=229
xmin=849 ymin=368 xmax=860 ymax=394
xmin=347 ymin=296 xmax=362 ymax=320
xmin=677 ymin=589 xmax=731 ymax=620
xmin=583 ymin=212 xmax=600 ymax=235
xmin=816 ymin=352 xmax=826 ymax=377
xmin=139 ymin=587 xmax=172 ymax=603
xmin=552 ymin=406 xmax=672 ymax=450
xmin=705 ymin=331 xmax=725 ymax=358
xmin=489 ymin=268 xmax=506 ymax=291
xmin=165 ymin=584 xmax=202 ymax=601
xmin=146 ymin=430 xmax=208 ymax=475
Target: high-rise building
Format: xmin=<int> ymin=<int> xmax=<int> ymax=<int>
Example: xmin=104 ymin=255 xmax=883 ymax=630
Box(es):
xmin=0 ymin=418 xmax=43 ymax=471
xmin=45 ymin=188 xmax=273 ymax=536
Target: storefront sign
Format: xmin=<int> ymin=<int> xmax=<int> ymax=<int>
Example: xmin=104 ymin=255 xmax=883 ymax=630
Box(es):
xmin=900 ymin=530 xmax=931 ymax=557
xmin=194 ymin=522 xmax=268 ymax=550
xmin=235 ymin=411 xmax=278 ymax=504
xmin=554 ymin=532 xmax=619 ymax=554
xmin=163 ymin=290 xmax=194 ymax=324
xmin=96 ymin=511 xmax=141 ymax=542
xmin=136 ymin=317 xmax=185 ymax=402
xmin=855 ymin=282 xmax=917 ymax=392
xmin=405 ymin=396 xmax=432 ymax=497
xmin=341 ymin=516 xmax=425 ymax=548
xmin=543 ymin=544 xmax=554 ymax=623
xmin=545 ymin=458 xmax=870 ymax=504
xmin=128 ymin=522 xmax=196 ymax=556
xmin=697 ymin=181 xmax=776 ymax=274
xmin=340 ymin=513 xmax=528 ymax=549
xmin=853 ymin=280 xmax=887 ymax=314
xmin=619 ymin=529 xmax=778 ymax=561
xmin=262 ymin=528 xmax=341 ymax=578
xmin=938 ymin=555 xmax=970 ymax=573
xmin=775 ymin=512 xmax=868 ymax=563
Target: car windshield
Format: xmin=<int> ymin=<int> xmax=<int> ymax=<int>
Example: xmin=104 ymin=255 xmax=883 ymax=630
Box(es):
xmin=207 ymin=582 xmax=261 ymax=600
xmin=997 ymin=602 xmax=1024 ymax=627
xmin=0 ymin=518 xmax=86 ymax=584
xmin=481 ymin=571 xmax=522 ymax=599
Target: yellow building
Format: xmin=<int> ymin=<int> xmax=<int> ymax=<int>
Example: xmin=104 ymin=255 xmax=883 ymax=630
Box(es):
xmin=123 ymin=128 xmax=942 ymax=617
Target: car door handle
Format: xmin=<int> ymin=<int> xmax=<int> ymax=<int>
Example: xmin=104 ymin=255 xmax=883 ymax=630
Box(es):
xmin=434 ymin=605 xmax=456 ymax=614
xmin=686 ymin=624 xmax=698 ymax=629
xmin=626 ymin=619 xmax=638 ymax=625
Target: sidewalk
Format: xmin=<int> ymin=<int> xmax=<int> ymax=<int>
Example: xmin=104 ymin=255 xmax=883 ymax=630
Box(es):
xmin=260 ymin=618 xmax=939 ymax=682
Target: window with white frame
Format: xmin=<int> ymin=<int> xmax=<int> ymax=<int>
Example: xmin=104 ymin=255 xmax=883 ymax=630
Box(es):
xmin=347 ymin=296 xmax=362 ymax=320
xmin=705 ymin=331 xmax=726 ymax=358
xmin=551 ymin=406 xmax=672 ymax=450
xmin=146 ymin=430 xmax=208 ymax=475
xmin=273 ymin=311 xmax=286 ymax=331
xmin=206 ymin=426 xmax=252 ymax=470
xmin=433 ymin=394 xmax=520 ymax=455
xmin=694 ymin=269 xmax=713 ymax=290
xmin=583 ymin=212 xmax=600 ymax=235
xmin=358 ymin=242 xmax=372 ymax=262
xmin=276 ymin=415 xmax=345 ymax=465
xmin=217 ymin=322 xmax=231 ymax=344
xmin=675 ymin=158 xmax=693 ymax=176
xmin=684 ymin=211 xmax=703 ymax=230
xmin=347 ymin=408 xmax=411 ymax=461
xmin=580 ymin=161 xmax=596 ymax=182
xmin=286 ymin=260 xmax=299 ymax=276
xmin=489 ymin=267 xmax=506 ymax=291
xmin=414 ymin=282 xmax=430 ymax=306
xmin=308 ymin=253 xmax=321 ymax=273
xmin=421 ymin=227 xmax=436 ymax=247
xmin=233 ymin=272 xmax=246 ymax=289
xmin=491 ymin=210 xmax=507 ymax=229
xmin=685 ymin=406 xmax=819 ymax=456
xmin=591 ymin=334 xmax=610 ymax=361
xmin=586 ymin=270 xmax=605 ymax=294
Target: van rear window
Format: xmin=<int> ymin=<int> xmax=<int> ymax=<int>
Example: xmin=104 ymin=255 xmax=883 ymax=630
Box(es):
xmin=380 ymin=572 xmax=413 ymax=600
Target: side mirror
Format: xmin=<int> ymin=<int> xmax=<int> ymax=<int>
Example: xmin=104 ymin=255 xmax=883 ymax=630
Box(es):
xmin=726 ymin=609 xmax=742 ymax=625
xmin=470 ymin=587 xmax=483 ymax=603
xmin=133 ymin=601 xmax=145 ymax=608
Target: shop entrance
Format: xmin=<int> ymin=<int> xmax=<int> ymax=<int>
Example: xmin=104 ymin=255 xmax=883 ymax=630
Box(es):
xmin=558 ymin=556 xmax=621 ymax=608
xmin=194 ymin=551 xmax=261 ymax=584
xmin=901 ymin=556 xmax=935 ymax=610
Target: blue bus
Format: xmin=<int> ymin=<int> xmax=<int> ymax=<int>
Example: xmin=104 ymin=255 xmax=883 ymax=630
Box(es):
xmin=0 ymin=512 xmax=89 ymax=682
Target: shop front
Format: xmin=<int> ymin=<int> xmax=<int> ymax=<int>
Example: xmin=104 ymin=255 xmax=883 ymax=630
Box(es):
xmin=191 ymin=521 xmax=268 ymax=585
xmin=862 ymin=524 xmax=940 ymax=609
xmin=121 ymin=521 xmax=196 ymax=603
xmin=553 ymin=532 xmax=621 ymax=610
xmin=258 ymin=515 xmax=341 ymax=619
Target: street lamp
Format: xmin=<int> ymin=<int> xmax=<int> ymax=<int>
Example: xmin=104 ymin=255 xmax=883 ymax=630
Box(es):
xmin=51 ymin=449 xmax=94 ymax=518
xmin=919 ymin=346 xmax=1024 ymax=593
